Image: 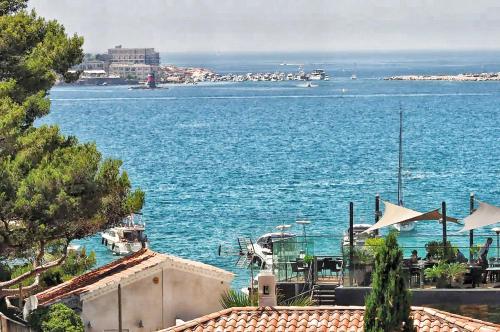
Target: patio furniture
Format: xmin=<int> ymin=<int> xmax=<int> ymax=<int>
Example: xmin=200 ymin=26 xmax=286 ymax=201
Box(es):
xmin=323 ymin=259 xmax=341 ymax=279
xmin=291 ymin=261 xmax=306 ymax=281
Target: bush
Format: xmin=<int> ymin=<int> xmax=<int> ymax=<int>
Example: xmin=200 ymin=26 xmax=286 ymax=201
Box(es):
xmin=38 ymin=303 xmax=83 ymax=332
xmin=424 ymin=240 xmax=455 ymax=261
xmin=364 ymin=231 xmax=414 ymax=332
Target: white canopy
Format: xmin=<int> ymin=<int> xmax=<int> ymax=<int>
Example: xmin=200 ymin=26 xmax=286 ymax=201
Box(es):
xmin=365 ymin=201 xmax=458 ymax=233
xmin=459 ymin=201 xmax=500 ymax=232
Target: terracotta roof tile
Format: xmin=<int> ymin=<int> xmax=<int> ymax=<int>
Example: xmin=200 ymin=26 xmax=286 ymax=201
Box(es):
xmin=161 ymin=306 xmax=500 ymax=332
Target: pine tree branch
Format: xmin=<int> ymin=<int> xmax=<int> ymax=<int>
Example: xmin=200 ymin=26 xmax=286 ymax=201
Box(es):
xmin=0 ymin=241 xmax=68 ymax=291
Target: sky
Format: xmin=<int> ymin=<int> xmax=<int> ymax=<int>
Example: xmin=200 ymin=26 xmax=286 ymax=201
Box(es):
xmin=29 ymin=0 xmax=500 ymax=53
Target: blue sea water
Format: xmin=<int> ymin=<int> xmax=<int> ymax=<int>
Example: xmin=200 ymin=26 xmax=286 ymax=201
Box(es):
xmin=41 ymin=52 xmax=500 ymax=289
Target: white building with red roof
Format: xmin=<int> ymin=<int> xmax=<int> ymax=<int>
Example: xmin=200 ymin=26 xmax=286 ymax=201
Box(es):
xmin=33 ymin=249 xmax=233 ymax=332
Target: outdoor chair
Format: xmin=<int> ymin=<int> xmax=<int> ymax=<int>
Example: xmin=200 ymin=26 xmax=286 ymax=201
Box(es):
xmin=290 ymin=261 xmax=306 ymax=281
xmin=323 ymin=259 xmax=341 ymax=279
xmin=316 ymin=259 xmax=325 ymax=278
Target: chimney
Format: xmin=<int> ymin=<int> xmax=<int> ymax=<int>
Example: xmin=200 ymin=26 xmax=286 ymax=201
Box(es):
xmin=258 ymin=271 xmax=276 ymax=307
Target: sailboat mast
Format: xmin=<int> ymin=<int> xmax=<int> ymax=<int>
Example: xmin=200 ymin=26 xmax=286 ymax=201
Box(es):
xmin=397 ymin=109 xmax=403 ymax=206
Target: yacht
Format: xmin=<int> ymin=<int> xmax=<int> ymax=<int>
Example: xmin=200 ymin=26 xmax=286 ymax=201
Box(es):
xmin=309 ymin=69 xmax=326 ymax=80
xmin=342 ymin=224 xmax=379 ymax=247
xmin=248 ymin=231 xmax=296 ymax=270
xmin=101 ymin=213 xmax=148 ymax=255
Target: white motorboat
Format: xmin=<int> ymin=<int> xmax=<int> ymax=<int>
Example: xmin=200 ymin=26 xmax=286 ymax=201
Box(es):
xmin=247 ymin=230 xmax=296 ymax=270
xmin=101 ymin=213 xmax=148 ymax=255
xmin=309 ymin=69 xmax=326 ymax=80
xmin=342 ymin=223 xmax=380 ymax=247
xmin=351 ymin=74 xmax=357 ymax=80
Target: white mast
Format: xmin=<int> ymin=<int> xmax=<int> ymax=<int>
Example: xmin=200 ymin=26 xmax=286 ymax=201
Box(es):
xmin=397 ymin=109 xmax=403 ymax=206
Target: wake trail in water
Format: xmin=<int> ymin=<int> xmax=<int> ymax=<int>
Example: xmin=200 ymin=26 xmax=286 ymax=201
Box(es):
xmin=52 ymin=92 xmax=493 ymax=102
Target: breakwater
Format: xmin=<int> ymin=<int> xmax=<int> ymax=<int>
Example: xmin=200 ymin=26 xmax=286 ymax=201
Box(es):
xmin=385 ymin=73 xmax=500 ymax=81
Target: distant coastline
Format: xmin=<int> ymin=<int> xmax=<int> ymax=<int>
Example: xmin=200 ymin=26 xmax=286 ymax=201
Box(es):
xmin=385 ymin=72 xmax=500 ymax=81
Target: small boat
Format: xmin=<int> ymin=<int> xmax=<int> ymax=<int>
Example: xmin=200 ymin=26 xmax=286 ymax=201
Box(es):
xmin=342 ymin=223 xmax=380 ymax=247
xmin=309 ymin=69 xmax=326 ymax=80
xmin=351 ymin=74 xmax=357 ymax=80
xmin=101 ymin=213 xmax=148 ymax=255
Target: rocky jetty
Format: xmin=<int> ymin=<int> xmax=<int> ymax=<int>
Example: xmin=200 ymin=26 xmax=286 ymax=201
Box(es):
xmin=385 ymin=72 xmax=500 ymax=81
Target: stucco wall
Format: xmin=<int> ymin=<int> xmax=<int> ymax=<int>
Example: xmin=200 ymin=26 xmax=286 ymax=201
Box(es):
xmin=80 ymin=265 xmax=231 ymax=332
xmin=82 ymin=269 xmax=163 ymax=332
xmin=162 ymin=268 xmax=231 ymax=327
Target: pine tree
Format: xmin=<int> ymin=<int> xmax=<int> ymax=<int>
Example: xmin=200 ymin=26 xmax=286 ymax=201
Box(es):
xmin=0 ymin=0 xmax=144 ymax=299
xmin=364 ymin=232 xmax=414 ymax=332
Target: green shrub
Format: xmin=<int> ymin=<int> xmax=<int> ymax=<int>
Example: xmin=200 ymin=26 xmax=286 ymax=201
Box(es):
xmin=424 ymin=240 xmax=455 ymax=261
xmin=27 ymin=307 xmax=50 ymax=331
xmin=41 ymin=303 xmax=83 ymax=332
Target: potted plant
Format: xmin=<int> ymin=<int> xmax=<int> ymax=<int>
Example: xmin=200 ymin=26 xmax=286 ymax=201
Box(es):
xmin=424 ymin=262 xmax=468 ymax=288
xmin=447 ymin=262 xmax=468 ymax=288
xmin=350 ymin=247 xmax=375 ymax=286
xmin=424 ymin=262 xmax=448 ymax=288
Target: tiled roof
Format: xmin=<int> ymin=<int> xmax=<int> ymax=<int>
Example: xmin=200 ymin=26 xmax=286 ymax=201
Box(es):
xmin=36 ymin=248 xmax=233 ymax=306
xmin=161 ymin=306 xmax=500 ymax=332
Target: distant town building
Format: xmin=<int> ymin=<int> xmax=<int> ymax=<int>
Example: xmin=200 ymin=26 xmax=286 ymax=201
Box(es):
xmin=108 ymin=45 xmax=160 ymax=66
xmin=109 ymin=63 xmax=159 ymax=80
xmin=73 ymin=60 xmax=106 ymax=72
xmin=33 ymin=249 xmax=233 ymax=332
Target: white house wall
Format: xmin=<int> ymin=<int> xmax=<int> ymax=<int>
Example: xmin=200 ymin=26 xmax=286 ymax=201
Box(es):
xmin=80 ymin=265 xmax=231 ymax=332
xmin=81 ymin=269 xmax=163 ymax=332
xmin=162 ymin=267 xmax=231 ymax=327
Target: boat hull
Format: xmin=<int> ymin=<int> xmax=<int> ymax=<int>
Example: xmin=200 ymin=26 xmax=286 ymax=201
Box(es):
xmin=393 ymin=221 xmax=415 ymax=232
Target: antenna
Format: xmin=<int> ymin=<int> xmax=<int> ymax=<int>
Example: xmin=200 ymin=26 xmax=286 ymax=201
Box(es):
xmin=397 ymin=106 xmax=404 ymax=207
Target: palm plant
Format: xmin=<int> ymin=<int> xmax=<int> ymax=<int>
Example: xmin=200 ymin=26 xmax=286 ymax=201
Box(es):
xmin=219 ymin=289 xmax=256 ymax=308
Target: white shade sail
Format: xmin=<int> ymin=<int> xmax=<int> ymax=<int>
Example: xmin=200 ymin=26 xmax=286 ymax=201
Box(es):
xmin=365 ymin=201 xmax=458 ymax=233
xmin=459 ymin=201 xmax=500 ymax=232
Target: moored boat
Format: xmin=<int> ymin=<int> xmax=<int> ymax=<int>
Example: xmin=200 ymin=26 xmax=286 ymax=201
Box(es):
xmin=101 ymin=213 xmax=148 ymax=255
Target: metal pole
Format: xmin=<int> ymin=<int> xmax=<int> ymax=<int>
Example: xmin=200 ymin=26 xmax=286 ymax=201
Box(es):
xmin=349 ymin=202 xmax=354 ymax=286
xmin=375 ymin=194 xmax=380 ymax=236
xmin=118 ymin=284 xmax=123 ymax=332
xmin=469 ymin=193 xmax=474 ymax=262
xmin=442 ymin=201 xmax=447 ymax=260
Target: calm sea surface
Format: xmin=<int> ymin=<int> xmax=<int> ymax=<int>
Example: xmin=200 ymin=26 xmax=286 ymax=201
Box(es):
xmin=41 ymin=52 xmax=500 ymax=289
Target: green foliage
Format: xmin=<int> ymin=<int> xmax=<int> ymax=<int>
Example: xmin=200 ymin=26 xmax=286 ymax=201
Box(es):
xmin=0 ymin=0 xmax=28 ymax=15
xmin=27 ymin=306 xmax=49 ymax=331
xmin=220 ymin=289 xmax=256 ymax=308
xmin=282 ymin=295 xmax=314 ymax=306
xmin=9 ymin=248 xmax=96 ymax=289
xmin=365 ymin=237 xmax=386 ymax=256
xmin=424 ymin=262 xmax=447 ymax=280
xmin=424 ymin=240 xmax=455 ymax=261
xmin=220 ymin=288 xmax=314 ymax=308
xmin=36 ymin=303 xmax=83 ymax=332
xmin=303 ymin=254 xmax=314 ymax=265
xmin=424 ymin=262 xmax=468 ymax=288
xmin=364 ymin=232 xmax=414 ymax=332
xmin=0 ymin=0 xmax=144 ymax=291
